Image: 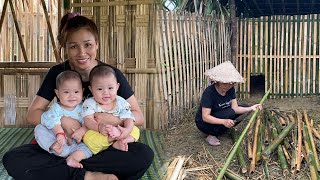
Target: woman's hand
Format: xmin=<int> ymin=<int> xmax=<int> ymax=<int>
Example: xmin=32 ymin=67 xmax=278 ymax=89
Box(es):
xmin=222 ymin=119 xmax=235 ymax=128
xmin=94 ymin=113 xmax=121 ymax=126
xmin=250 ymin=104 xmax=262 ymax=111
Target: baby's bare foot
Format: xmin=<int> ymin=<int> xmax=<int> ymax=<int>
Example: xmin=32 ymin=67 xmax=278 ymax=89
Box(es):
xmin=50 ymin=141 xmax=63 ymax=155
xmin=112 ymin=139 xmax=128 ymax=151
xmin=106 ymin=125 xmax=121 ymax=138
xmin=66 ymin=156 xmax=83 ymax=168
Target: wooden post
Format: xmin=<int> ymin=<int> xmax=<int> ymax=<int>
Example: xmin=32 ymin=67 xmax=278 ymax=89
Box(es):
xmin=229 ymin=0 xmax=237 ymax=65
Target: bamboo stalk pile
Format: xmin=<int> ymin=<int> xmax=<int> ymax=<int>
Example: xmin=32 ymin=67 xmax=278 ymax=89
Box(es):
xmin=230 ymin=109 xmax=320 ymax=179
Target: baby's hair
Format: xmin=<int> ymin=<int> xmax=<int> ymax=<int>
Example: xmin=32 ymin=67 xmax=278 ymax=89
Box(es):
xmin=56 ymin=70 xmax=82 ymax=89
xmin=89 ymin=65 xmax=117 ymax=85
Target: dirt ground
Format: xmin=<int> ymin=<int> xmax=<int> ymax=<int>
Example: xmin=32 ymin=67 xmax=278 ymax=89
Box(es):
xmin=163 ymin=95 xmax=320 ymax=179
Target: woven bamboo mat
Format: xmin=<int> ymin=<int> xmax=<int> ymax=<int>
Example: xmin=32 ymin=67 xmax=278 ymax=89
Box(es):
xmin=0 ymin=128 xmax=166 ymax=180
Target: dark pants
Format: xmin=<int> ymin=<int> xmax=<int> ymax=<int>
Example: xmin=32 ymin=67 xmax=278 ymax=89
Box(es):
xmin=196 ymin=120 xmax=228 ymax=136
xmin=3 ymin=142 xmax=154 ymax=180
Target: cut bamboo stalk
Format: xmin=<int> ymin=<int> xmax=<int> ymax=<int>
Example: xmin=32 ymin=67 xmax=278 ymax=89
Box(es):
xmin=271 ymin=123 xmax=289 ymax=176
xmin=230 ymin=129 xmax=248 ymax=174
xmin=224 ymin=169 xmax=245 ymax=180
xmin=312 ymin=127 xmax=320 ymax=139
xmin=264 ymin=123 xmax=270 ymax=145
xmin=303 ymin=110 xmax=320 ymax=171
xmin=262 ymin=121 xmax=295 ymax=159
xmin=250 ymin=116 xmax=261 ymax=173
xmin=217 ymin=89 xmax=270 ymax=180
xmin=247 ymin=139 xmax=253 ymax=161
xmin=303 ymin=125 xmax=320 ymax=180
xmin=296 ymin=110 xmax=303 ymax=172
xmin=282 ymin=146 xmax=291 ymax=162
xmin=263 ymin=159 xmax=270 ymax=180
xmin=266 ymin=110 xmax=292 ymax=150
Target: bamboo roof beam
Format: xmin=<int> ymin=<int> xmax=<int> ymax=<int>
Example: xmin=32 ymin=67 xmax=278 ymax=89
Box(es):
xmin=266 ymin=0 xmax=274 ymax=15
xmin=8 ymin=0 xmax=28 ymax=62
xmin=41 ymin=0 xmax=60 ymax=63
xmin=0 ymin=0 xmax=8 ymax=34
xmin=71 ymin=0 xmax=157 ymax=8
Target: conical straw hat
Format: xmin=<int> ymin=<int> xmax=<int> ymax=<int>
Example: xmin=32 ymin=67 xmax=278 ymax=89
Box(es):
xmin=205 ymin=61 xmax=244 ymax=83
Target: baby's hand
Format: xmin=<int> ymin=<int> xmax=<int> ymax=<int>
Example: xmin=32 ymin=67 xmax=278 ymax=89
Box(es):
xmin=223 ymin=119 xmax=235 ymax=129
xmin=56 ymin=133 xmax=66 ymax=146
xmin=71 ymin=128 xmax=84 ymax=144
xmin=117 ymin=125 xmax=132 ymax=140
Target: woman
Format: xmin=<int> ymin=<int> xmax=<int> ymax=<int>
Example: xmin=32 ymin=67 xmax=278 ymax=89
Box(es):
xmin=195 ymin=61 xmax=261 ymax=146
xmin=3 ymin=13 xmax=154 ymax=180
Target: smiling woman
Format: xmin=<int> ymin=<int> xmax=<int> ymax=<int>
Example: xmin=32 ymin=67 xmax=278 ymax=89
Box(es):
xmin=195 ymin=61 xmax=261 ymax=146
xmin=2 ymin=13 xmax=153 ymax=180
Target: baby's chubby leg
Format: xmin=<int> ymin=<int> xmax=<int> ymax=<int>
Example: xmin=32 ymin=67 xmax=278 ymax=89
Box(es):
xmin=61 ymin=117 xmax=81 ymax=145
xmin=66 ymin=150 xmax=85 ymax=168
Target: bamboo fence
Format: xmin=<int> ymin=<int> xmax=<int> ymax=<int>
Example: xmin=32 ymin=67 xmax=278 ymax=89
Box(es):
xmin=237 ymin=14 xmax=320 ymax=99
xmin=157 ymin=11 xmax=230 ymax=127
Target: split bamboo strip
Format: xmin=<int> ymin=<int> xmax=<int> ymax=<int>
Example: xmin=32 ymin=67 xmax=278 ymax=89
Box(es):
xmin=296 ymin=110 xmax=303 ymax=172
xmin=249 ymin=116 xmax=261 ymax=173
xmin=256 ymin=116 xmax=264 ymax=163
xmin=289 ymin=115 xmax=298 ymax=173
xmin=217 ymin=89 xmax=270 ymax=180
xmin=303 ymin=110 xmax=320 ymax=171
xmin=303 ymin=125 xmax=320 ymax=180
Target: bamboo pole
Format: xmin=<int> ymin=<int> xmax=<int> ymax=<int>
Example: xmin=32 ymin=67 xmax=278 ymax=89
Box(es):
xmin=303 ymin=125 xmax=320 ymax=180
xmin=217 ymin=89 xmax=270 ymax=180
xmin=303 ymin=110 xmax=320 ymax=171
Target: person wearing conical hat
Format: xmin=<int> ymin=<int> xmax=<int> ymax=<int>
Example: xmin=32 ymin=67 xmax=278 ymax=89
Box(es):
xmin=195 ymin=61 xmax=261 ymax=146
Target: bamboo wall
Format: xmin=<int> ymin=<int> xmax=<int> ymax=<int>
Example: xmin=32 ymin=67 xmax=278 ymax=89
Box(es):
xmin=237 ymin=14 xmax=320 ymax=99
xmin=0 ymin=0 xmax=58 ymax=128
xmin=157 ymin=11 xmax=230 ymax=126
